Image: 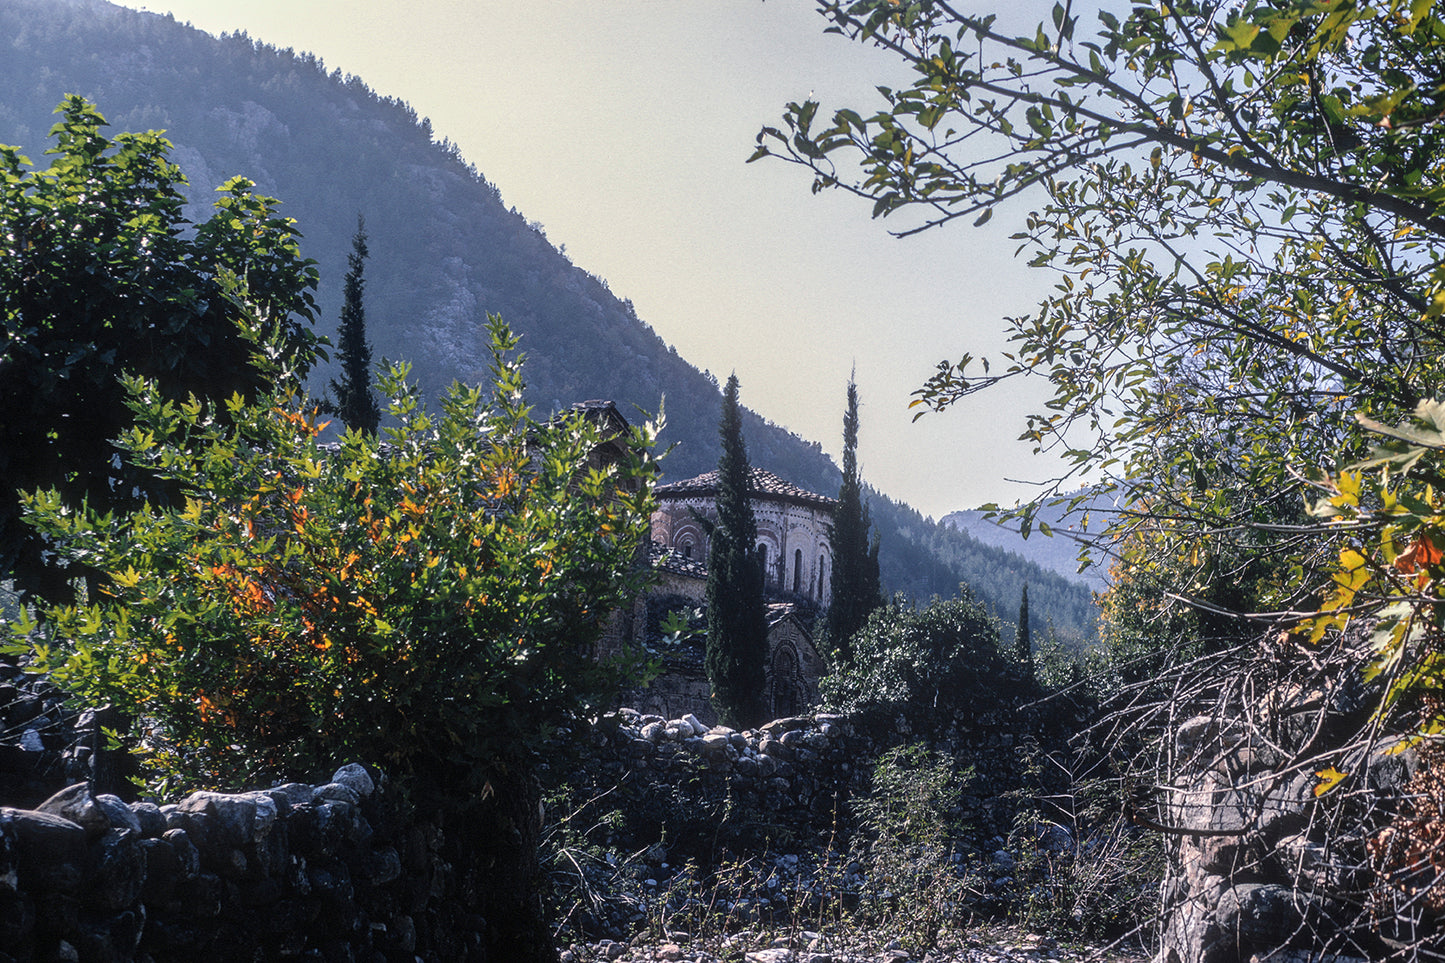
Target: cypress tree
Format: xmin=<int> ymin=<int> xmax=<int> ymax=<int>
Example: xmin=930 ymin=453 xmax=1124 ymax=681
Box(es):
xmin=826 ymin=374 xmax=882 ymax=660
xmin=328 ymin=215 xmax=381 ymax=435
xmin=705 ymin=374 xmax=770 ymax=728
xmin=1016 ymin=583 xmax=1033 ymax=672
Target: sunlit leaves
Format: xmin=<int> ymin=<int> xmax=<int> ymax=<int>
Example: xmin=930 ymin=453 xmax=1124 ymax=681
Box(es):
xmin=753 ymin=1 xmax=1445 ymax=669
xmin=8 ymin=315 xmax=663 ymax=793
xmin=1314 ymin=765 xmax=1350 ymax=797
xmin=1 ymin=98 xmax=322 ymax=604
xmin=1305 ymin=400 xmax=1445 ymax=735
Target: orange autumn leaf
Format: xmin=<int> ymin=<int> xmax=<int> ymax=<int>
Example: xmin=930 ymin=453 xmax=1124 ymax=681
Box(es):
xmin=1395 ymin=532 xmax=1444 ymax=574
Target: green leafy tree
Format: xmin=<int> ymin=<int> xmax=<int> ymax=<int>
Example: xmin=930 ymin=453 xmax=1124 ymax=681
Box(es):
xmin=1306 ymin=400 xmax=1445 ymax=742
xmin=326 ymin=214 xmax=382 ymax=435
xmin=754 ymin=9 xmax=1445 ymax=939
xmin=0 ymin=96 xmax=320 ymax=603
xmin=820 ymin=588 xmax=1008 ymax=727
xmin=705 ymin=373 xmax=769 ymax=728
xmin=9 ymin=315 xmax=661 ymax=957
xmin=751 ymin=0 xmax=1445 ymax=632
xmin=826 ymin=373 xmax=883 ymax=658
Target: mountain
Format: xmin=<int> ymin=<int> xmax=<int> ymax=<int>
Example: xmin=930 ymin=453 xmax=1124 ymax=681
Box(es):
xmin=0 ymin=0 xmax=1099 ymax=644
xmin=944 ymin=490 xmax=1117 ymax=594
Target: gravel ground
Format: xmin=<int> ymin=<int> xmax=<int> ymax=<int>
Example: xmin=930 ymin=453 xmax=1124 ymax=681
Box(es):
xmin=560 ymin=925 xmax=1150 ymax=963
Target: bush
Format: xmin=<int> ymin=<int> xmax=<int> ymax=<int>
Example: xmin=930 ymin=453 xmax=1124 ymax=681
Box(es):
xmin=821 ymin=589 xmax=1015 ymax=728
xmin=7 ymin=315 xmax=663 ymax=959
xmin=8 ymin=315 xmax=661 ymax=798
xmin=850 ymin=743 xmax=972 ymax=947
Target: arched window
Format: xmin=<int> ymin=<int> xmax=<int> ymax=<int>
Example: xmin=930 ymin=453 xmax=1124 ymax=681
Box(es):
xmin=818 ymin=554 xmax=827 ymax=600
xmin=758 ymin=543 xmax=769 ymax=582
xmin=793 ymin=549 xmax=802 ymax=594
xmin=681 ymin=538 xmax=693 ymax=559
xmin=772 ymin=644 xmax=801 ymax=718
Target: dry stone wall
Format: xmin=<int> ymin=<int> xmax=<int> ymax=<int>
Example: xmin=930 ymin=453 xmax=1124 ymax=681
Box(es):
xmin=0 ymin=765 xmax=496 ymax=963
xmin=1 ymin=644 xmax=1082 ymax=961
xmin=549 ymin=702 xmax=1068 ymax=866
xmin=0 ymin=657 xmax=133 ymax=810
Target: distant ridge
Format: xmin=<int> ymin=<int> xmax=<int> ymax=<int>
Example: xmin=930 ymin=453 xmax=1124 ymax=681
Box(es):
xmin=943 ymin=496 xmax=1115 ymax=593
xmin=0 ymin=0 xmax=1099 ymax=642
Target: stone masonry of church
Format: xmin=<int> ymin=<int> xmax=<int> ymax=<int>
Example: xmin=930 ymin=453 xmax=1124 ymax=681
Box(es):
xmin=628 ymin=467 xmax=836 ymax=725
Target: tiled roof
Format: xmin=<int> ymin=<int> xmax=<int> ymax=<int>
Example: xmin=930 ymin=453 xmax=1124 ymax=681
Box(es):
xmin=650 ymin=540 xmax=708 ymax=580
xmin=766 ymin=602 xmax=796 ymax=626
xmin=656 ymin=468 xmax=836 ymax=511
xmin=555 ymin=399 xmax=631 ymax=434
xmin=766 ymin=601 xmax=819 ymax=631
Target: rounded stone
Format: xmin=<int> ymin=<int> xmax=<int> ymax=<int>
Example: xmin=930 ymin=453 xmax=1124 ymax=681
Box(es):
xmin=331 ymin=763 xmax=375 ymax=798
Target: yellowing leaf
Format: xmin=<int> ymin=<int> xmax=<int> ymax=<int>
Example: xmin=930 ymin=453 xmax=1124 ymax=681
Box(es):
xmin=1314 ymin=766 xmax=1348 ymax=797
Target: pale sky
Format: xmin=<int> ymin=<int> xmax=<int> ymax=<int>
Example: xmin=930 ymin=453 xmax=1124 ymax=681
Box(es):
xmin=111 ymin=0 xmax=1066 ymax=519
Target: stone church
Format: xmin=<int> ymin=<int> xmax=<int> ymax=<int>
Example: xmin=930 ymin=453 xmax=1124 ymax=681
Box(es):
xmin=633 ymin=467 xmax=835 ymax=725
xmin=651 ymin=468 xmax=836 ymax=606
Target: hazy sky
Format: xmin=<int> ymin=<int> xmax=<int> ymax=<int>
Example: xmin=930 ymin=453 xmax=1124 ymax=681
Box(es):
xmin=111 ymin=0 xmax=1066 ymax=519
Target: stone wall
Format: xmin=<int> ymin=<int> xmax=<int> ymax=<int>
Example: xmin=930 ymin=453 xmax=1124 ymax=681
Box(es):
xmin=0 ymin=765 xmax=498 ymax=963
xmin=1 ymin=636 xmax=1087 ymax=961
xmin=542 ymin=702 xmax=1089 ymax=942
xmin=1157 ymin=636 xmax=1441 ymax=963
xmin=0 ymin=657 xmax=133 ymax=810
xmin=1 ymin=654 xmax=506 ymax=963
xmin=622 ymin=652 xmax=716 ymax=727
xmin=553 ymin=700 xmax=1072 ymax=862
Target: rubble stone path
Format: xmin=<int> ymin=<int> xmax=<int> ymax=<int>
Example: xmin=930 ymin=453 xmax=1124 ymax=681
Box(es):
xmin=560 ymin=926 xmax=1150 ymax=963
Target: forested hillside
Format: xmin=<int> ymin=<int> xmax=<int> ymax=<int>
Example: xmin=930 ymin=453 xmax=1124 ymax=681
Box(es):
xmin=0 ymin=0 xmax=1097 ymax=642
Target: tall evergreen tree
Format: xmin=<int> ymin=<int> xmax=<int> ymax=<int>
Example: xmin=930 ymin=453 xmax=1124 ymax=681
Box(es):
xmin=705 ymin=373 xmax=769 ymax=728
xmin=826 ymin=374 xmax=882 ymax=660
xmin=328 ymin=215 xmax=381 ymax=435
xmin=1016 ymin=584 xmax=1032 ymax=674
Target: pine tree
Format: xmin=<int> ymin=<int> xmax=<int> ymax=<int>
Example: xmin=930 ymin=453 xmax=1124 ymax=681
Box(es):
xmin=705 ymin=374 xmax=770 ymax=728
xmin=1016 ymin=584 xmax=1033 ymax=673
xmin=826 ymin=374 xmax=882 ymax=660
xmin=328 ymin=215 xmax=381 ymax=435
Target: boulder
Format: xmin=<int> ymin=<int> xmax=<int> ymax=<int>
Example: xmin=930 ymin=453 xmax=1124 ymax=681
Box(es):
xmin=37 ymin=784 xmax=109 ymax=840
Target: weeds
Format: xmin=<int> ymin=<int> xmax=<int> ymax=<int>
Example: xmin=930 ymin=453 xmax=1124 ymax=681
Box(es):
xmin=849 ymin=744 xmax=973 ymax=948
xmin=542 ymin=724 xmax=1159 ymax=955
xmin=1004 ymin=741 xmax=1163 ymax=941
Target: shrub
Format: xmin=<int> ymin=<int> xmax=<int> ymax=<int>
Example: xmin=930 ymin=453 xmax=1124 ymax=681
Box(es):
xmin=6 ymin=314 xmax=662 ymax=958
xmin=821 ymin=589 xmax=1014 ymax=728
xmin=8 ymin=315 xmax=661 ymax=797
xmin=851 ymin=744 xmax=971 ymax=948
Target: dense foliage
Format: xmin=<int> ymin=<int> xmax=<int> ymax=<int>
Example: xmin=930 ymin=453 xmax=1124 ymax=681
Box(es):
xmin=826 ymin=376 xmax=883 ymax=658
xmin=0 ymin=95 xmax=320 ymax=603
xmin=326 ymin=215 xmax=381 ymax=434
xmin=757 ymin=3 xmax=1445 ymax=947
xmin=1306 ymin=400 xmax=1445 ymax=743
xmin=820 ymin=589 xmax=1012 ymax=727
xmin=753 ymin=0 xmax=1445 ymax=637
xmin=906 ymin=512 xmax=1099 ymax=649
xmin=9 ymin=316 xmax=661 ymax=794
xmin=0 ymin=0 xmax=1097 ymax=638
xmin=705 ymin=374 xmax=770 ymax=728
